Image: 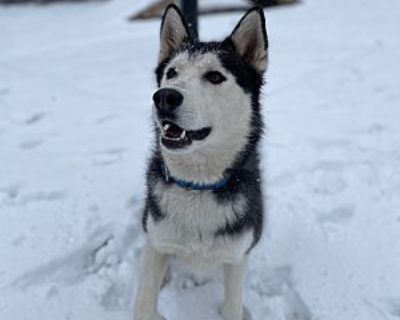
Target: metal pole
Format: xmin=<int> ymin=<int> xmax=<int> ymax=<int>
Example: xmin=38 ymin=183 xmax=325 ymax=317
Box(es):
xmin=180 ymin=0 xmax=198 ymax=40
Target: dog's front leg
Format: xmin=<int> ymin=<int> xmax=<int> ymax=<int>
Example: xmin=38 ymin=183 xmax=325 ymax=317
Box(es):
xmin=220 ymin=256 xmax=252 ymax=320
xmin=134 ymin=243 xmax=170 ymax=320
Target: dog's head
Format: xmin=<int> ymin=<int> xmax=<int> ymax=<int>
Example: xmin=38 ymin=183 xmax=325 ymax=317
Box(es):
xmin=152 ymin=5 xmax=268 ymax=180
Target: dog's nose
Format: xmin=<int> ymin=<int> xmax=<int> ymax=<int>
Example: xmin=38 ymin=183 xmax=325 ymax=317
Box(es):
xmin=152 ymin=88 xmax=183 ymax=116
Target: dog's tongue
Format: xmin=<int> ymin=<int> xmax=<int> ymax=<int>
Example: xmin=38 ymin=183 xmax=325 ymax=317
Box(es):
xmin=164 ymin=122 xmax=184 ymax=138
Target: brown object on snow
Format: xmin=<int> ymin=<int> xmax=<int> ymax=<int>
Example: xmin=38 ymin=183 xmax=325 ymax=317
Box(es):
xmin=129 ymin=0 xmax=298 ymax=21
xmin=129 ymin=0 xmax=176 ymax=20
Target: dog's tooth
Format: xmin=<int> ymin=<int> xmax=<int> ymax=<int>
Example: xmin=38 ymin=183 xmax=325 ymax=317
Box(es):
xmin=163 ymin=123 xmax=170 ymax=132
xmin=180 ymin=130 xmax=186 ymax=139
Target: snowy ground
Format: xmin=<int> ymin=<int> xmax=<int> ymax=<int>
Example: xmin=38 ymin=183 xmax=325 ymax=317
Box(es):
xmin=1 ymin=0 xmax=400 ymax=319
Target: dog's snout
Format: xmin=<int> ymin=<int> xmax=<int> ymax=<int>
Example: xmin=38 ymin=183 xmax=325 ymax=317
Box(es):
xmin=153 ymin=88 xmax=183 ymax=117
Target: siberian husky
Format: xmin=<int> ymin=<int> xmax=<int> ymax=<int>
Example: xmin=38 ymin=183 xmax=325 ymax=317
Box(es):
xmin=134 ymin=5 xmax=268 ymax=320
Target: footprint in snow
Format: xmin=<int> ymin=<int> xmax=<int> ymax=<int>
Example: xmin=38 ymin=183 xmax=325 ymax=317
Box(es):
xmin=366 ymin=123 xmax=387 ymax=135
xmin=1 ymin=188 xmax=66 ymax=207
xmin=0 ymin=182 xmax=23 ymax=202
xmin=92 ymin=148 xmax=127 ymax=166
xmin=96 ymin=114 xmax=119 ymax=125
xmin=248 ymin=265 xmax=313 ymax=320
xmin=388 ymin=299 xmax=400 ymax=317
xmin=12 ymin=236 xmax=27 ymax=247
xmin=306 ymin=167 xmax=348 ymax=196
xmin=270 ymin=170 xmax=296 ymax=188
xmin=19 ymin=139 xmax=43 ymax=150
xmin=317 ymin=204 xmax=355 ymax=224
xmin=0 ymin=88 xmax=10 ymax=96
xmin=25 ymin=112 xmax=47 ymax=126
xmin=12 ymin=224 xmax=140 ymax=290
xmin=126 ymin=195 xmax=140 ymax=210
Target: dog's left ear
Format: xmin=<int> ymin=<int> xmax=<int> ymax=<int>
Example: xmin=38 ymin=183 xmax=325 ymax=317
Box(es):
xmin=159 ymin=4 xmax=191 ymax=63
xmin=228 ymin=8 xmax=268 ymax=73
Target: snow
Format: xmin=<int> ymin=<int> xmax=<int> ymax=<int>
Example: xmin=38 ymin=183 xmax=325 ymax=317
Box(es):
xmin=1 ymin=0 xmax=400 ymax=319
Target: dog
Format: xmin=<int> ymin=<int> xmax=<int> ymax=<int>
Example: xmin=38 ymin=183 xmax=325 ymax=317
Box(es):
xmin=134 ymin=5 xmax=268 ymax=320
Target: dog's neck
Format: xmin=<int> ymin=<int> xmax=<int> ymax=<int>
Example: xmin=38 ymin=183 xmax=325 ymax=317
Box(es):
xmin=161 ymin=146 xmax=238 ymax=185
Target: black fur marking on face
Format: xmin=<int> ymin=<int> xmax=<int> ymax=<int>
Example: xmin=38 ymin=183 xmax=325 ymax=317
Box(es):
xmin=166 ymin=67 xmax=178 ymax=80
xmin=214 ymin=39 xmax=265 ymax=180
xmin=155 ymin=39 xmax=264 ymax=89
xmin=156 ymin=55 xmax=171 ymax=87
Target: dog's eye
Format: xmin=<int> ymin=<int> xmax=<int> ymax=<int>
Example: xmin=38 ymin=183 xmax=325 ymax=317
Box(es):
xmin=204 ymin=71 xmax=226 ymax=85
xmin=166 ymin=68 xmax=178 ymax=80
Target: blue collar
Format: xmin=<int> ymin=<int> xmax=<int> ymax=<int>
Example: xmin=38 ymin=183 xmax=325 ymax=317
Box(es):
xmin=161 ymin=163 xmax=230 ymax=191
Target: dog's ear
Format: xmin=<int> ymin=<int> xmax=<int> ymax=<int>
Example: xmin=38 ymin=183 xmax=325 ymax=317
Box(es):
xmin=159 ymin=4 xmax=191 ymax=63
xmin=229 ymin=8 xmax=268 ymax=73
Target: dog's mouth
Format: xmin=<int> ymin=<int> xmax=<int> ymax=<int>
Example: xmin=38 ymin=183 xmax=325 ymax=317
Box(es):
xmin=160 ymin=120 xmax=211 ymax=150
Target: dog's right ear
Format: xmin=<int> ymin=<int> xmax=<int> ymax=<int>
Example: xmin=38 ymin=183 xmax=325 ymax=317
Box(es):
xmin=159 ymin=4 xmax=191 ymax=63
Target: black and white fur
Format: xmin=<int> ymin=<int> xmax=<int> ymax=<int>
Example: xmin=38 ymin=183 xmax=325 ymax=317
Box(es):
xmin=134 ymin=5 xmax=268 ymax=320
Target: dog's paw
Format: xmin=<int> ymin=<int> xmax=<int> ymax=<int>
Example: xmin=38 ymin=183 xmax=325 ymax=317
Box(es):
xmin=219 ymin=304 xmax=252 ymax=320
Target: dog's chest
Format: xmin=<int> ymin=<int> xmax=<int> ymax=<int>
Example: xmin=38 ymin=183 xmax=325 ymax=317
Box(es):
xmin=147 ymin=182 xmax=252 ymax=263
